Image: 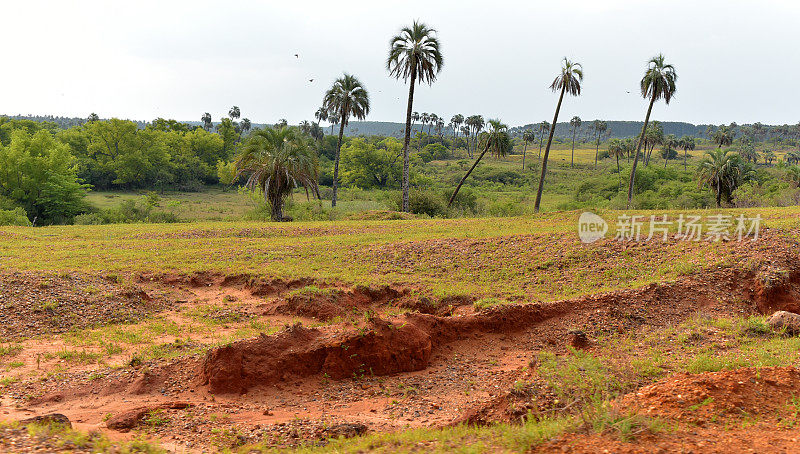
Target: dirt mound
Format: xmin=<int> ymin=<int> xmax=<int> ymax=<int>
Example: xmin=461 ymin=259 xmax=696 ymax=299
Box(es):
xmin=617 ymin=366 xmax=800 ymax=424
xmin=200 ymin=319 xmax=432 ymax=394
xmin=273 ymin=285 xmax=407 ymax=321
xmin=0 ymin=272 xmax=164 ymax=340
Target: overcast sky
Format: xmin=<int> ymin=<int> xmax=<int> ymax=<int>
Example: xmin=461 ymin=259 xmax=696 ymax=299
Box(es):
xmin=2 ymin=0 xmax=799 ymax=127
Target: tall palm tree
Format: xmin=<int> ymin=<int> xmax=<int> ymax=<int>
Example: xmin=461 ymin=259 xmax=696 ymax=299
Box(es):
xmin=429 ymin=113 xmax=439 ymax=135
xmin=449 ymin=120 xmax=512 ymax=206
xmin=522 ymin=130 xmax=535 ymax=170
xmin=411 ymin=111 xmax=420 ymax=133
xmin=322 ymin=73 xmax=370 ymax=207
xmin=229 ymin=106 xmax=241 ymax=120
xmin=201 ymin=112 xmax=212 ymax=131
xmin=387 ymin=21 xmax=443 ymax=212
xmin=697 ymin=149 xmax=753 ymax=207
xmin=591 ymin=120 xmax=608 ymax=169
xmin=538 ymin=121 xmax=549 ymax=158
xmin=534 ymin=58 xmax=583 ymax=213
xmin=421 ymin=113 xmax=430 ymax=134
xmin=569 ymin=116 xmax=582 ymax=168
xmin=236 ymin=126 xmax=319 ymax=221
xmin=627 ymin=54 xmax=677 ymax=208
xmin=678 ymin=135 xmax=695 ymax=171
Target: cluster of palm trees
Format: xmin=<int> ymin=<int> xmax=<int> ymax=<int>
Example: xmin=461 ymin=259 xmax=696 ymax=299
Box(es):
xmin=200 ymin=107 xmax=251 ymax=135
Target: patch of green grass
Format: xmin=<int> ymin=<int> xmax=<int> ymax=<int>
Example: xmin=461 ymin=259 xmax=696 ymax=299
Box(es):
xmin=0 ymin=344 xmax=23 ymax=358
xmin=473 ymin=297 xmax=510 ymax=311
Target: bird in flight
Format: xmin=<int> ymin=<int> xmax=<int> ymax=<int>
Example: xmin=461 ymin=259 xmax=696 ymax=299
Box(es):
xmin=294 ymin=54 xmax=299 ymax=58
xmin=309 ymin=79 xmax=314 ymax=83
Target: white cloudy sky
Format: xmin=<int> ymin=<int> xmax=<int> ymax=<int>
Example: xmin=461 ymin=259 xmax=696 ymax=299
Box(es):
xmin=2 ymin=0 xmax=799 ymax=126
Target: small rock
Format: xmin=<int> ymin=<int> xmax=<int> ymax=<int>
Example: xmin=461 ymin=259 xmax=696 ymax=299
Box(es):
xmin=325 ymin=423 xmax=367 ymax=439
xmin=767 ymin=311 xmax=800 ymax=334
xmin=20 ymin=414 xmax=72 ymax=429
xmin=567 ymin=330 xmax=592 ymax=349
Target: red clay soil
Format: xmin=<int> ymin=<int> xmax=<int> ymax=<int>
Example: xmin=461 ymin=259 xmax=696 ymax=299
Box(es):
xmin=539 ymin=367 xmax=800 ymax=453
xmin=200 ymin=318 xmax=432 ymax=394
xmin=617 ymin=366 xmax=800 ymax=424
xmin=9 ymin=240 xmax=800 ymax=451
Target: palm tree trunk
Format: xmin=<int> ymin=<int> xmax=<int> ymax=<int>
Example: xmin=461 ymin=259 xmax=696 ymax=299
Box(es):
xmin=332 ymin=111 xmax=347 ymax=208
xmin=449 ymin=140 xmax=491 ymax=207
xmin=534 ymin=85 xmax=566 ymax=213
xmin=400 ymin=66 xmax=417 ymax=213
xmin=595 ymin=133 xmax=600 ymax=169
xmin=522 ymin=142 xmax=527 ymax=170
xmin=684 ymin=148 xmax=688 ymax=171
xmin=571 ymin=128 xmax=576 ymax=168
xmin=627 ymin=94 xmax=656 ymax=209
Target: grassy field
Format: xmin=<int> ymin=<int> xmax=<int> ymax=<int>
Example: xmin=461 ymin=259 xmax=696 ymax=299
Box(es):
xmin=2 ymin=207 xmax=797 ymax=300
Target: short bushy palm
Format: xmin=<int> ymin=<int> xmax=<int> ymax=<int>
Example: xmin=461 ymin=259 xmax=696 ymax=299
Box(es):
xmin=236 ymin=126 xmax=319 ymax=221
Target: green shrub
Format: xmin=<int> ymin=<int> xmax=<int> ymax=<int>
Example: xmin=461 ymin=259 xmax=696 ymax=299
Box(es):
xmin=0 ymin=207 xmax=31 ymax=226
xmin=392 ymin=189 xmax=447 ymax=217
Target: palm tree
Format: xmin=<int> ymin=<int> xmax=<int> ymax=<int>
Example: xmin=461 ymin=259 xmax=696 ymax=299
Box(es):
xmin=538 ymin=121 xmax=549 ymax=158
xmin=465 ymin=115 xmax=485 ymax=157
xmin=569 ymin=116 xmax=582 ymax=168
xmin=764 ymin=150 xmax=776 ymax=165
xmin=449 ymin=120 xmax=512 ymax=206
xmin=429 ymin=113 xmax=439 ymax=135
xmin=450 ymin=114 xmax=464 ymax=149
xmin=678 ymin=135 xmax=695 ymax=171
xmin=534 ymin=58 xmax=583 ymax=213
xmin=643 ymin=122 xmax=664 ymax=166
xmin=626 ymin=54 xmax=677 ymax=208
xmin=328 ymin=113 xmax=340 ymax=135
xmin=229 ymin=106 xmax=241 ymax=120
xmin=236 ymin=126 xmax=319 ymax=221
xmin=522 ymin=130 xmax=535 ymax=170
xmin=314 ymin=107 xmax=328 ymax=125
xmin=711 ymin=125 xmax=735 ymax=148
xmin=697 ymin=149 xmax=753 ymax=207
xmin=411 ymin=111 xmax=420 ymax=134
xmin=322 ymin=73 xmax=370 ymax=207
xmin=240 ymin=118 xmax=252 ymax=134
xmin=661 ymin=134 xmax=678 ymax=168
xmin=591 ymin=120 xmax=608 ymax=169
xmin=387 ymin=21 xmax=443 ymax=212
xmin=607 ymin=139 xmax=624 ymax=174
xmin=201 ymin=112 xmax=212 ymax=131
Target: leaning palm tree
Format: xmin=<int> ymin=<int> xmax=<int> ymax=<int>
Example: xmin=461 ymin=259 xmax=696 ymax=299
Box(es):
xmin=236 ymin=126 xmax=319 ymax=221
xmin=569 ymin=116 xmax=582 ymax=168
xmin=626 ymin=54 xmax=677 ymax=208
xmin=534 ymin=58 xmax=583 ymax=213
xmin=449 ymin=120 xmax=512 ymax=206
xmin=321 ymin=73 xmax=370 ymax=207
xmin=387 ymin=21 xmax=443 ymax=212
xmin=522 ymin=130 xmax=535 ymax=170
